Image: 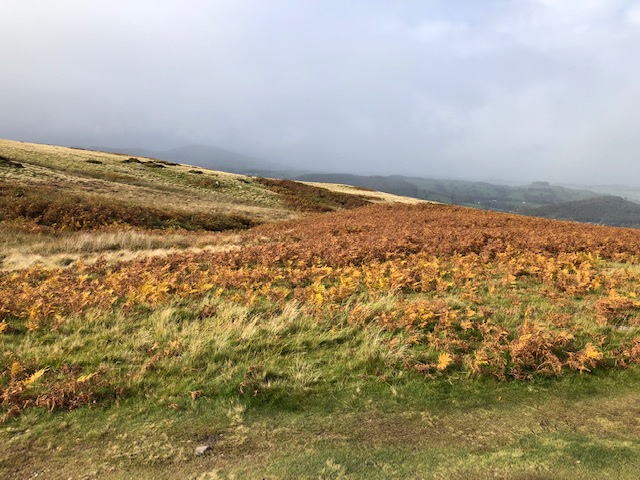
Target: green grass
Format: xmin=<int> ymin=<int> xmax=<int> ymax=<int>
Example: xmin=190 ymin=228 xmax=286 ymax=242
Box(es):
xmin=2 ymin=295 xmax=639 ymax=479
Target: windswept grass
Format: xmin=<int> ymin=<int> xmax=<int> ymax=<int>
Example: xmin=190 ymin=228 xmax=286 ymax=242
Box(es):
xmin=1 ymin=295 xmax=639 ymax=478
xmin=0 ymin=225 xmax=241 ymax=271
xmin=0 ymin=296 xmax=409 ymax=438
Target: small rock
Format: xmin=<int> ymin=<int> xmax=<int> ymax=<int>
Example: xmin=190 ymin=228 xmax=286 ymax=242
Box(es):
xmin=195 ymin=445 xmax=212 ymax=457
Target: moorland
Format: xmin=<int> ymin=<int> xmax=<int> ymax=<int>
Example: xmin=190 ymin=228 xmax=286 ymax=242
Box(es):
xmin=1 ymin=138 xmax=639 ymax=479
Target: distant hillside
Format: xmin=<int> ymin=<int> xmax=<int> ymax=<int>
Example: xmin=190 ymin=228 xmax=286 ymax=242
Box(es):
xmin=567 ymin=184 xmax=640 ymax=204
xmin=88 ymin=144 xmax=284 ymax=174
xmin=525 ymin=196 xmax=640 ymax=228
xmin=297 ymin=174 xmax=603 ymax=211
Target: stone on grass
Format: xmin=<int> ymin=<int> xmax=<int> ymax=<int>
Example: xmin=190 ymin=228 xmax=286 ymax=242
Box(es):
xmin=195 ymin=445 xmax=212 ymax=457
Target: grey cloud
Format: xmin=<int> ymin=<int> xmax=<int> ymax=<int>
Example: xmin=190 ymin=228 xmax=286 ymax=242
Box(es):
xmin=2 ymin=0 xmax=640 ymax=184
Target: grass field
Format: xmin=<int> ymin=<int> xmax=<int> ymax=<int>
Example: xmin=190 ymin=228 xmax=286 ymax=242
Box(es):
xmin=1 ymin=140 xmax=639 ymax=479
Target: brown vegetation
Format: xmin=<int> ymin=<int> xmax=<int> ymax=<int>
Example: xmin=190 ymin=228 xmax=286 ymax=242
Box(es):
xmin=2 ymin=203 xmax=639 ymax=386
xmin=256 ymin=177 xmax=374 ymax=212
xmin=0 ymin=358 xmax=121 ymax=422
xmin=0 ymin=181 xmax=255 ymax=232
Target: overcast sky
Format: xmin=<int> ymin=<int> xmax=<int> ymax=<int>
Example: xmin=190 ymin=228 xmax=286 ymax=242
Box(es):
xmin=1 ymin=1 xmax=640 ymax=185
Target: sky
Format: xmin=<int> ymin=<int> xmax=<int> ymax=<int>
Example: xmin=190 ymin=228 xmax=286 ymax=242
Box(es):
xmin=1 ymin=0 xmax=640 ymax=185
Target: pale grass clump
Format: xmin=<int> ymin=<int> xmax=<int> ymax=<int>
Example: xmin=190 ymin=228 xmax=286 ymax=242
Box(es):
xmin=171 ymin=299 xmax=251 ymax=361
xmin=260 ymin=302 xmax=307 ymax=336
xmin=194 ymin=471 xmax=229 ymax=480
xmin=55 ymin=230 xmax=179 ymax=253
xmin=150 ymin=307 xmax=180 ymax=340
xmin=0 ymin=228 xmax=241 ymax=271
xmin=366 ymin=293 xmax=401 ymax=314
xmin=288 ymin=357 xmax=321 ymax=392
xmin=49 ymin=230 xmax=240 ymax=254
xmin=213 ymin=302 xmax=253 ymax=328
xmin=356 ymin=327 xmax=410 ymax=367
xmin=302 ymin=180 xmax=426 ymax=205
xmin=1 ymin=252 xmax=74 ymax=271
xmin=225 ymin=398 xmax=246 ymax=426
xmin=319 ymin=459 xmax=352 ymax=480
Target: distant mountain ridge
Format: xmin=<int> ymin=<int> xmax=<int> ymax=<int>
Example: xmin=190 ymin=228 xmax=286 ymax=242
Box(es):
xmin=296 ymin=174 xmax=604 ymax=211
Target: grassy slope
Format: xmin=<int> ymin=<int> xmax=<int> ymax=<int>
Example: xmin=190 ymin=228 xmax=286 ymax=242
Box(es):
xmin=0 ymin=138 xmax=296 ymax=224
xmin=1 ymin=140 xmax=639 ymax=479
xmin=0 ymin=138 xmax=401 ymax=270
xmin=2 ymin=297 xmax=639 ymax=479
xmin=0 ymin=139 xmax=412 ymax=220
